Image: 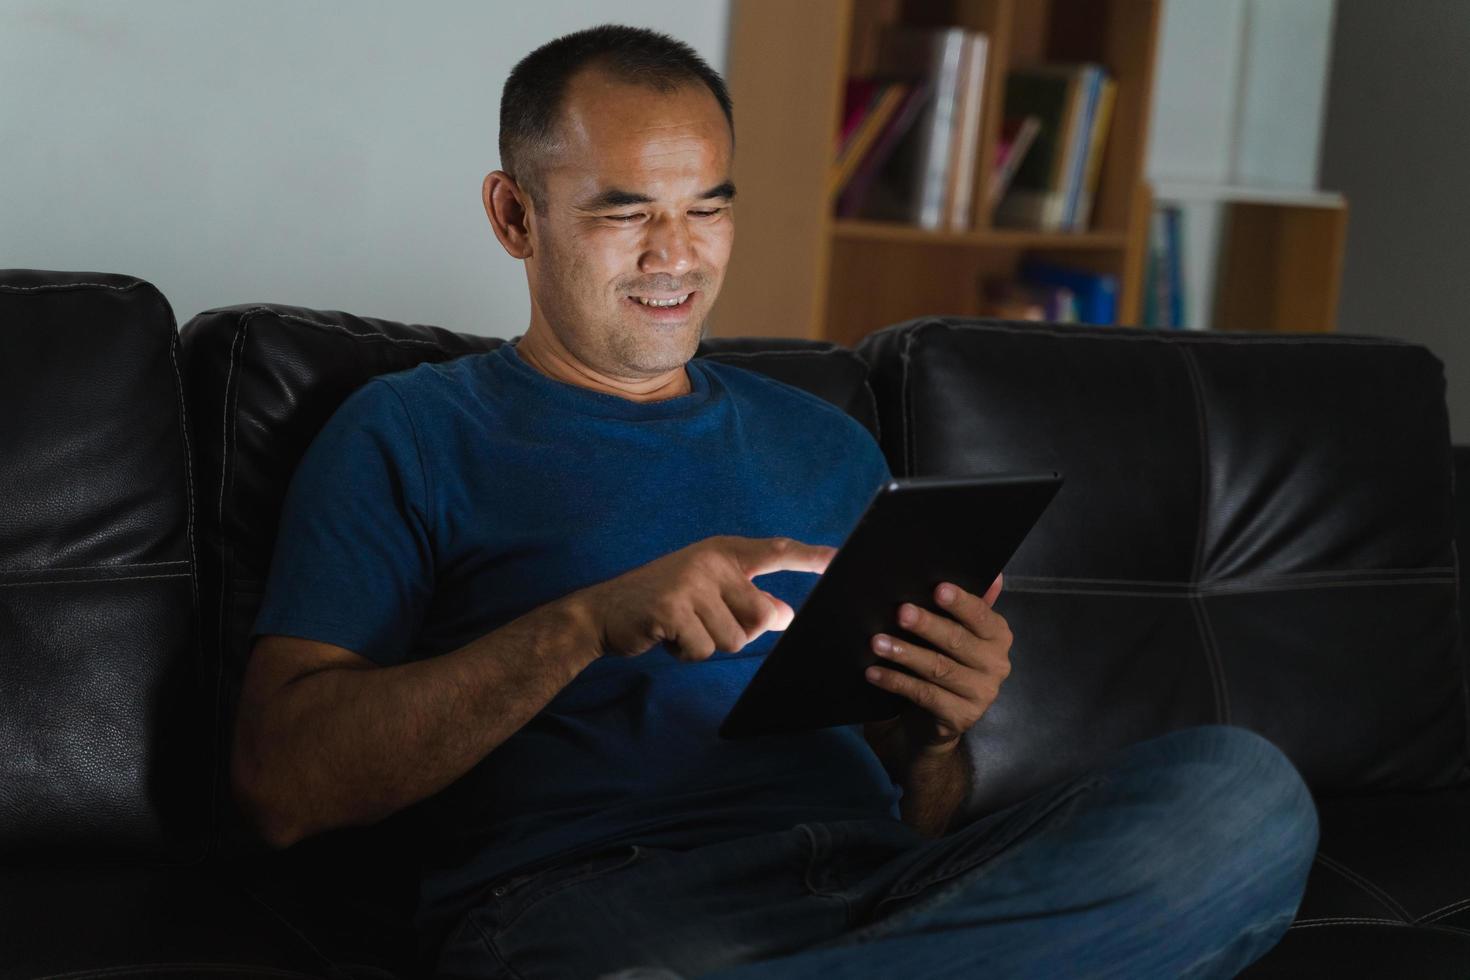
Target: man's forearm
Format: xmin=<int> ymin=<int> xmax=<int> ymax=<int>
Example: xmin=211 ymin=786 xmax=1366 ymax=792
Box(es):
xmin=234 ymin=598 xmax=599 ymax=848
xmin=897 ymin=740 xmax=973 ymax=838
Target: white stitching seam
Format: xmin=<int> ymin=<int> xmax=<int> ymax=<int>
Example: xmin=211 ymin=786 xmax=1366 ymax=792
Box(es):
xmin=1000 ymin=578 xmax=1456 ymax=599
xmin=1005 ymin=568 xmax=1456 ymax=588
xmin=0 ymin=280 xmax=144 ymax=293
xmin=1179 ymin=346 xmax=1211 ymax=583
xmin=166 ymin=328 xmax=199 ymax=601
xmin=0 ymin=561 xmax=189 ymax=576
xmin=218 ymin=317 xmax=247 ymax=530
xmin=921 ymin=318 xmax=1417 ymax=349
xmin=1418 ymin=897 xmax=1470 ymax=924
xmin=1288 ymin=917 xmax=1408 ymax=929
xmin=213 ymin=312 xmax=252 ymax=860
xmin=1177 ymin=345 xmax=1231 ymax=723
xmin=0 ymin=572 xmax=192 ymax=587
xmin=263 ymin=308 xmax=451 ymax=348
xmin=1287 ymin=917 xmax=1470 ymax=938
xmin=1314 ymin=852 xmax=1414 ymax=921
xmin=900 ymin=321 xmax=925 ymax=476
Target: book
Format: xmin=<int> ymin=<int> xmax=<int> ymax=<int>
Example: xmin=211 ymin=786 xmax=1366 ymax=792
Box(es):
xmin=1060 ymin=65 xmax=1106 ymax=230
xmin=987 ymin=115 xmax=1041 ymax=207
xmin=837 ymin=79 xmax=880 ymax=152
xmin=1143 ymin=205 xmax=1186 ymax=328
xmin=1019 ymin=260 xmax=1118 ymax=325
xmin=860 ymin=26 xmax=969 ymax=229
xmin=981 ymin=278 xmax=1078 ymax=322
xmin=834 ymin=83 xmax=932 ymax=218
xmin=1073 ymin=77 xmax=1117 ymax=230
xmin=943 ymin=32 xmax=989 ymax=230
xmin=830 ymin=83 xmax=910 ymax=200
xmin=994 ymin=66 xmax=1088 ymax=230
xmin=1166 ymin=205 xmax=1185 ymax=327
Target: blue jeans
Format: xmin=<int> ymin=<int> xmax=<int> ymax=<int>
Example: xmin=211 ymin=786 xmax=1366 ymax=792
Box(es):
xmin=436 ymin=725 xmax=1317 ymax=979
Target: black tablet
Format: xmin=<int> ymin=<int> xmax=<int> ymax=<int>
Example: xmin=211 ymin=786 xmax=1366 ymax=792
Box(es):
xmin=719 ymin=472 xmax=1063 ymax=739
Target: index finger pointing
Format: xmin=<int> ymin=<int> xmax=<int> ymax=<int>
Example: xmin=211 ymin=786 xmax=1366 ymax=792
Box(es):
xmin=740 ymin=537 xmax=837 ymax=577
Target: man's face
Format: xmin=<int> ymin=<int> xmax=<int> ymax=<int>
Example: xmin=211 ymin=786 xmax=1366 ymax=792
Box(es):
xmin=522 ymin=68 xmax=734 ymax=379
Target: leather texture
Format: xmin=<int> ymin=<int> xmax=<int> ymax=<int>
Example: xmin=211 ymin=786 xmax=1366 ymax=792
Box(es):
xmin=0 ymin=270 xmax=208 ymax=864
xmin=9 ymin=271 xmax=1470 ymax=978
xmin=0 ymin=863 xmax=337 ymax=980
xmin=857 ymin=317 xmax=1468 ymax=815
xmin=858 ymin=317 xmax=1470 ymax=979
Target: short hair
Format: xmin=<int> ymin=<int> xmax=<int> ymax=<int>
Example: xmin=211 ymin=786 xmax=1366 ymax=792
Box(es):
xmin=499 ymin=24 xmax=734 ymax=209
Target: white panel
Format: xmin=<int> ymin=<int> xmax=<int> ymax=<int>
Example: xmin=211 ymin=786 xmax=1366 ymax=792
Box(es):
xmin=1145 ymin=0 xmax=1247 ymax=184
xmin=1179 ymin=201 xmax=1223 ymax=331
xmin=0 ymin=1 xmax=731 ymax=334
xmin=1232 ymin=0 xmax=1337 ymax=188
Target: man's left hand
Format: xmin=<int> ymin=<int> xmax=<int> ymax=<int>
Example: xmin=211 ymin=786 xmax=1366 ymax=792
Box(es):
xmin=864 ymin=575 xmax=1011 ymax=756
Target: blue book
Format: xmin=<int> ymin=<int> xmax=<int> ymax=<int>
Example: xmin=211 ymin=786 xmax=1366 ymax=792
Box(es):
xmin=1165 ymin=207 xmax=1186 ymax=328
xmin=1019 ymin=260 xmax=1118 ymax=325
xmin=1062 ymin=66 xmax=1104 ymax=230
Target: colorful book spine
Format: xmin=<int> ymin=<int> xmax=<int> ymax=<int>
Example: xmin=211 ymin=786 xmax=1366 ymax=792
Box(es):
xmin=835 ymin=83 xmax=933 ymax=218
xmin=830 ymin=83 xmax=910 ymax=200
xmin=1061 ymin=66 xmax=1104 ymax=230
xmin=1019 ymin=260 xmax=1118 ymax=325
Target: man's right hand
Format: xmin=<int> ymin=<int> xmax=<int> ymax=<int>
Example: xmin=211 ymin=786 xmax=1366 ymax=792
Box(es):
xmin=568 ymin=535 xmax=836 ymax=662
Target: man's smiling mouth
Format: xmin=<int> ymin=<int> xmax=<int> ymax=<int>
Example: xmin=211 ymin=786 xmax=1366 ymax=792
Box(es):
xmin=631 ymin=293 xmax=692 ymax=307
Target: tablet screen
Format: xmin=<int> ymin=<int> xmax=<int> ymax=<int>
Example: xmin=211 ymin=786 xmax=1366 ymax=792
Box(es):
xmin=719 ymin=472 xmax=1062 ymax=739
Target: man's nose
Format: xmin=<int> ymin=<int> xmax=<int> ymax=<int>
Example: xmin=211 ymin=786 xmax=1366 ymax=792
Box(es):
xmin=638 ymin=214 xmax=695 ymax=276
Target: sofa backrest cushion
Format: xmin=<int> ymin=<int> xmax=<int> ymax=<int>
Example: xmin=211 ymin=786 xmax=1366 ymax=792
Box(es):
xmin=0 ymin=270 xmax=205 ymax=863
xmin=859 ymin=318 xmax=1467 ymax=815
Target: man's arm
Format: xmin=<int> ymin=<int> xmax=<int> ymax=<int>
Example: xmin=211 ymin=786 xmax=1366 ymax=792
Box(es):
xmin=897 ymin=741 xmax=973 ymax=837
xmin=865 ymin=717 xmax=973 ymax=837
xmin=860 ymin=577 xmax=1011 ymax=838
xmin=233 ymin=597 xmax=599 ymax=849
xmin=234 ymin=534 xmax=829 ymax=850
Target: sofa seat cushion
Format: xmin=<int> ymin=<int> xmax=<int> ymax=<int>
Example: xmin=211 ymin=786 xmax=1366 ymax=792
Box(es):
xmin=1241 ymin=786 xmax=1470 ymax=976
xmin=1295 ymin=786 xmax=1470 ymax=927
xmin=1240 ymin=920 xmax=1470 ymax=979
xmin=0 ymin=863 xmax=334 ymax=980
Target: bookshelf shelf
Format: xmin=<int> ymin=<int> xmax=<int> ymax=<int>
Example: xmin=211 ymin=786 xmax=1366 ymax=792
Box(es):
xmin=1153 ymin=181 xmax=1345 ymax=210
xmin=833 ymin=220 xmax=1130 ymax=249
xmin=716 ymin=0 xmax=1162 ymax=343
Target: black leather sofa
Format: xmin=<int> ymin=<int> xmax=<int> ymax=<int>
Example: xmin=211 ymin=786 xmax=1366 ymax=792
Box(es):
xmin=5 ymin=268 xmax=1469 ymax=979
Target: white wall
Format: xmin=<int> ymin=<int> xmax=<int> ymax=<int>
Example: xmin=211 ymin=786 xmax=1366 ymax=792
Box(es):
xmin=0 ymin=1 xmax=730 ymax=334
xmin=1145 ymin=0 xmax=1337 ymax=330
xmin=1321 ymin=0 xmax=1470 ymax=441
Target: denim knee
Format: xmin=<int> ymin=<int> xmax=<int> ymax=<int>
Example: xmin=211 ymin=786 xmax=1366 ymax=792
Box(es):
xmin=1128 ymin=725 xmax=1319 ymax=922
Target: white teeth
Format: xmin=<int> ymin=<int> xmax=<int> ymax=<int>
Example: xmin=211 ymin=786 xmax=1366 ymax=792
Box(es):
xmin=634 ymin=294 xmax=690 ymax=307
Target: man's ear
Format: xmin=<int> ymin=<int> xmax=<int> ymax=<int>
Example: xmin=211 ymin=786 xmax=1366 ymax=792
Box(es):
xmin=483 ymin=170 xmax=534 ymax=259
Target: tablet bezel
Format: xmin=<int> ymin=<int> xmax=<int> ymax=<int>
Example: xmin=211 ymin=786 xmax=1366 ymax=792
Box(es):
xmin=718 ymin=471 xmax=1063 ymax=739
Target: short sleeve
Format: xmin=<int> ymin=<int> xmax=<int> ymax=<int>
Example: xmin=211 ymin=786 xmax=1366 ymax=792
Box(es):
xmin=251 ymin=379 xmax=434 ymax=666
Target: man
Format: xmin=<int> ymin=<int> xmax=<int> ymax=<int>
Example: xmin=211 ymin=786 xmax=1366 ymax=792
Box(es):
xmin=234 ymin=25 xmax=1318 ymax=980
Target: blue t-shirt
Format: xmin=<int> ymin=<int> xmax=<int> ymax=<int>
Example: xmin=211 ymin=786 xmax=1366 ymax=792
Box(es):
xmin=252 ymin=342 xmax=902 ymax=944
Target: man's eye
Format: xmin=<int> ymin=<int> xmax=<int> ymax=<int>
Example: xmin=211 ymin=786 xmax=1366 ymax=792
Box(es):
xmin=607 ymin=213 xmax=643 ymax=222
xmin=690 ymin=208 xmax=723 ymax=218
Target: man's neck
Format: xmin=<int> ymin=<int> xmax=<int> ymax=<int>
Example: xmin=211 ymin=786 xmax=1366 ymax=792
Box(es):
xmin=514 ymin=329 xmax=692 ymax=402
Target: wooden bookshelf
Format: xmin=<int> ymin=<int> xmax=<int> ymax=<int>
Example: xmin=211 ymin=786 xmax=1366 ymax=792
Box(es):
xmin=714 ymin=0 xmax=1161 ymax=343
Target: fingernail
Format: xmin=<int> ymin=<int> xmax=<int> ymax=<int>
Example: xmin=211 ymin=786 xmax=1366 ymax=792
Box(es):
xmin=938 ymin=584 xmax=956 ymax=604
xmin=874 ymin=635 xmax=893 ymax=653
xmin=899 ymin=605 xmax=917 ymax=626
xmin=866 ymin=667 xmax=882 ymax=681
